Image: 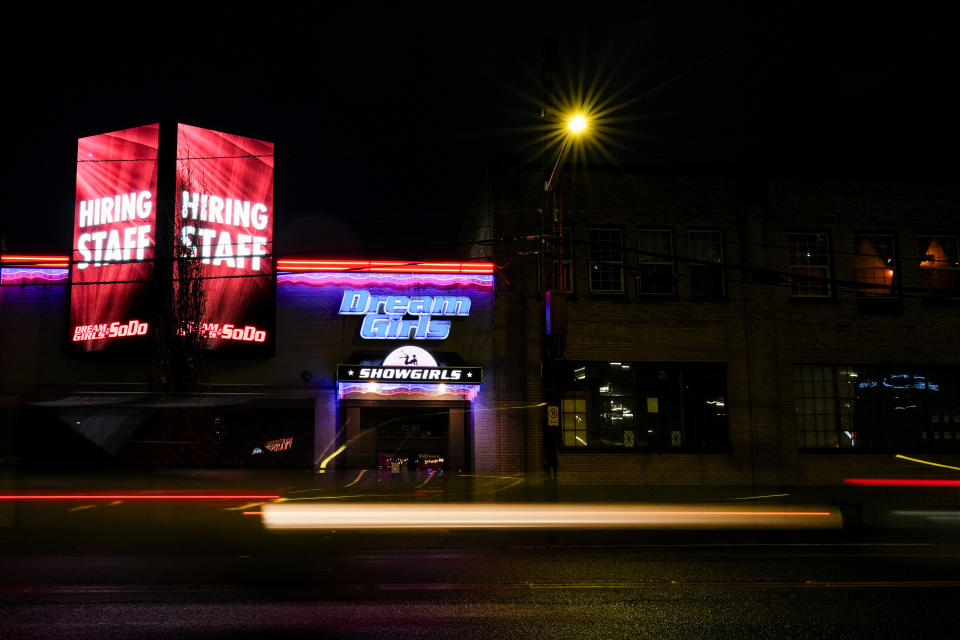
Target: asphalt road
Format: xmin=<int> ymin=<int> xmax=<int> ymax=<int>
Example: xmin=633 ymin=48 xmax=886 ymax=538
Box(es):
xmin=3 ymin=533 xmax=960 ymax=639
xmin=3 ymin=472 xmax=959 ymax=638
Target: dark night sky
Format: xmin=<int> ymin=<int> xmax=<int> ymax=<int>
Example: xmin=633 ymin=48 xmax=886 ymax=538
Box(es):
xmin=5 ymin=2 xmax=958 ymax=257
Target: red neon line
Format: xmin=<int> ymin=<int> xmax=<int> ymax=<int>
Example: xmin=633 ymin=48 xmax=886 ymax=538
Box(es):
xmin=2 ymin=255 xmax=70 ymax=262
xmin=844 ymin=479 xmax=960 ymax=487
xmin=3 ymin=256 xmax=494 ymax=274
xmin=0 ymin=494 xmax=281 ymax=500
xmin=276 ymin=259 xmax=494 ymax=273
xmin=285 ymin=261 xmax=368 ymax=267
xmin=278 ymin=266 xmax=492 ymax=274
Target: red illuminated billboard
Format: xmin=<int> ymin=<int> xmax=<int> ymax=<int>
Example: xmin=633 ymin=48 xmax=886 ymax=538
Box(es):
xmin=70 ymin=124 xmax=159 ymax=352
xmin=175 ymin=124 xmax=275 ymax=352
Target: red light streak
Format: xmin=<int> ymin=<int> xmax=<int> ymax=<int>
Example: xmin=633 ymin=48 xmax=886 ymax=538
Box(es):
xmin=0 ymin=494 xmax=280 ymax=500
xmin=844 ymin=479 xmax=960 ymax=487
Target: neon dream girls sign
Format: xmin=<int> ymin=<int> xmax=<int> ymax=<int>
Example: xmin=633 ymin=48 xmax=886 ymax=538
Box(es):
xmin=337 ymin=289 xmax=471 ymax=340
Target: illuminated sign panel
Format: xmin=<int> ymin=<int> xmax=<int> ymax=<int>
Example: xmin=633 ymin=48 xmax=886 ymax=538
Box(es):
xmin=336 ymin=346 xmax=482 ymax=388
xmin=176 ymin=124 xmax=275 ymax=352
xmin=336 ymin=364 xmax=482 ymax=383
xmin=338 ymin=289 xmax=471 ymax=339
xmin=70 ymin=124 xmax=159 ymax=352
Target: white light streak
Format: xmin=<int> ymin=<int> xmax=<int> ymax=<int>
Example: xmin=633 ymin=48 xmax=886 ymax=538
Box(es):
xmin=260 ymin=503 xmax=842 ymax=530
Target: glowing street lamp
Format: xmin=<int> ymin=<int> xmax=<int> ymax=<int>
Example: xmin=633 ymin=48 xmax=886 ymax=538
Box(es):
xmin=544 ymin=112 xmax=589 ymax=192
xmin=567 ymin=113 xmax=588 ymax=134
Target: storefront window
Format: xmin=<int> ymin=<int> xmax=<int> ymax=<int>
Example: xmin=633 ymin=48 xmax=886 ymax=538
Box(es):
xmin=562 ymin=393 xmax=588 ymax=447
xmin=795 ymin=365 xmax=855 ymax=448
xmin=795 ymin=365 xmax=960 ymax=451
xmin=559 ymin=362 xmax=728 ymax=451
xmin=595 ymin=362 xmax=635 ymax=446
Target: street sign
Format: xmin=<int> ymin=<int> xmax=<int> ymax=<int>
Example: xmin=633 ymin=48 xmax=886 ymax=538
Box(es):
xmin=547 ymin=405 xmax=559 ymax=426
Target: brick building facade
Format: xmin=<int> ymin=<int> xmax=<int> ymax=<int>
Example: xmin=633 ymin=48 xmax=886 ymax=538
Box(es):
xmin=478 ymin=165 xmax=960 ymax=487
xmin=2 ymin=166 xmax=958 ymax=490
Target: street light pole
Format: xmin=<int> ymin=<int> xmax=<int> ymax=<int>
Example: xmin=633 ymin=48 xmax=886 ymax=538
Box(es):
xmin=544 ymin=136 xmax=569 ymax=194
xmin=544 ymin=114 xmax=586 ymax=193
xmin=542 ymin=113 xmax=587 ymax=484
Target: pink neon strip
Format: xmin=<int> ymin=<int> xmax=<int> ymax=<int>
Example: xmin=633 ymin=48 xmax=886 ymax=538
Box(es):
xmin=277 ymin=259 xmax=494 ymax=274
xmin=0 ymin=494 xmax=281 ymax=500
xmin=338 ymin=382 xmax=480 ymax=401
xmin=277 ymin=272 xmax=493 ymax=289
xmin=1 ymin=268 xmax=70 ymax=284
xmin=1 ymin=255 xmax=496 ymax=274
xmin=844 ymin=479 xmax=960 ymax=487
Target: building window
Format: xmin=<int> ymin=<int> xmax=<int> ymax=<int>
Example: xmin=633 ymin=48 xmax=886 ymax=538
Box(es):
xmin=561 ymin=390 xmax=588 ymax=447
xmin=788 ymin=232 xmax=831 ymax=297
xmin=588 ymin=228 xmax=624 ymax=293
xmin=854 ymin=234 xmax=897 ymax=297
xmin=559 ymin=362 xmax=728 ymax=451
xmin=795 ymin=365 xmax=960 ymax=451
xmin=919 ymin=235 xmax=960 ymax=297
xmin=595 ymin=362 xmax=635 ymax=447
xmin=795 ymin=365 xmax=856 ymax=448
xmin=637 ymin=229 xmax=675 ymax=295
xmin=688 ymin=230 xmax=725 ymax=296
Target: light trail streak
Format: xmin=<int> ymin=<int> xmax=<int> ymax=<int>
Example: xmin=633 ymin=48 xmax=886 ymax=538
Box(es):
xmin=317 ymin=445 xmax=347 ymax=474
xmin=844 ymin=479 xmax=960 ymax=487
xmin=895 ymin=454 xmax=960 ymax=472
xmin=0 ymin=494 xmax=281 ymax=500
xmin=890 ymin=510 xmax=960 ymax=521
xmin=343 ymin=470 xmax=368 ymax=487
xmin=260 ymin=503 xmax=842 ymax=530
xmin=223 ymin=498 xmax=286 ymax=512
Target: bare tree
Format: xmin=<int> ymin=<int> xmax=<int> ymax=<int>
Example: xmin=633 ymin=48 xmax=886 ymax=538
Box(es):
xmin=152 ymin=161 xmax=207 ymax=395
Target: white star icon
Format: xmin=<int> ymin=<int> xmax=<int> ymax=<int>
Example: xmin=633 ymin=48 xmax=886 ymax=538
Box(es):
xmin=466 ymin=372 xmax=473 ymax=378
xmin=347 ymin=369 xmax=354 ymax=376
